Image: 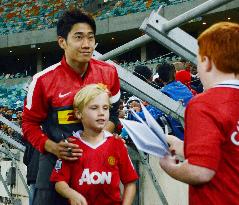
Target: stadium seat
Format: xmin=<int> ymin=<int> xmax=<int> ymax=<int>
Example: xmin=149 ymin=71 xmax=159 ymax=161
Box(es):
xmin=0 ymin=79 xmax=28 ymax=109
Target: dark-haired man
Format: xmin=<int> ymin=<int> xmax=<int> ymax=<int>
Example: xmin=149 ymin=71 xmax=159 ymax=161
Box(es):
xmin=157 ymin=63 xmax=193 ymax=106
xmin=22 ymin=9 xmax=121 ymax=205
xmin=157 ymin=63 xmax=193 ymax=140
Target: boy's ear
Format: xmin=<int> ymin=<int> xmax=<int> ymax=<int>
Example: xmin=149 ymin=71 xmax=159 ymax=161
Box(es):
xmin=203 ymin=56 xmax=212 ymax=72
xmin=74 ymin=108 xmax=82 ymax=120
xmin=58 ymin=36 xmax=67 ymax=50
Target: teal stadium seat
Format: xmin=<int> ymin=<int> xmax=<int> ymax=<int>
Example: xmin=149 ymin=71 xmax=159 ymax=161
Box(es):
xmin=0 ymin=80 xmax=28 ymax=109
xmin=0 ymin=0 xmax=192 ymax=34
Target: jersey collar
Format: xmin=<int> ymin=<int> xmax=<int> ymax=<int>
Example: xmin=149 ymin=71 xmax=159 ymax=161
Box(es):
xmin=72 ymin=130 xmax=112 ymax=139
xmin=61 ymin=56 xmax=92 ymax=79
xmin=72 ymin=130 xmax=112 ymax=149
xmin=215 ymin=80 xmax=239 ymax=89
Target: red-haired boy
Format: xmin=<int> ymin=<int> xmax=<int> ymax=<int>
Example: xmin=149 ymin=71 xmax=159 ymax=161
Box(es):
xmin=160 ymin=22 xmax=239 ymax=205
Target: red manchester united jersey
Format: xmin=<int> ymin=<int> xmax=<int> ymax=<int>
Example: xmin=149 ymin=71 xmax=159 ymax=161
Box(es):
xmin=184 ymin=80 xmax=239 ymax=205
xmin=50 ymin=130 xmax=138 ymax=205
xmin=22 ymin=56 xmax=121 ymax=153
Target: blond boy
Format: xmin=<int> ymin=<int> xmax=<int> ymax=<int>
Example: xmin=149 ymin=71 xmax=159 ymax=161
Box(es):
xmin=51 ymin=84 xmax=138 ymax=205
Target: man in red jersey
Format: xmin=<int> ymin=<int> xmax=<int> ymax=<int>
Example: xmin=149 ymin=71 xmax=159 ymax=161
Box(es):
xmin=22 ymin=9 xmax=121 ymax=205
xmin=159 ymin=22 xmax=239 ymax=205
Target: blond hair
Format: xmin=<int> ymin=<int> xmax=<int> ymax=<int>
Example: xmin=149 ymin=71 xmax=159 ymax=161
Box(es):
xmin=198 ymin=22 xmax=239 ymax=74
xmin=73 ymin=83 xmax=110 ymax=112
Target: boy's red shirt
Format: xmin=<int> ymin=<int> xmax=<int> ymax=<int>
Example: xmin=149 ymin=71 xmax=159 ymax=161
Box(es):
xmin=184 ymin=81 xmax=239 ymax=205
xmin=51 ymin=131 xmax=138 ymax=205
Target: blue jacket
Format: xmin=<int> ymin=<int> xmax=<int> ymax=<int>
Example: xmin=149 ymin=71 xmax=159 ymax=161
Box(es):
xmin=160 ymin=81 xmax=193 ymax=140
xmin=161 ymin=81 xmax=193 ymax=106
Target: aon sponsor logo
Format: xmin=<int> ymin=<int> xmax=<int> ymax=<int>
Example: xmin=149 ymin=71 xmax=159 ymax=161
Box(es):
xmin=79 ymin=169 xmax=112 ymax=185
xmin=231 ymin=121 xmax=239 ymax=146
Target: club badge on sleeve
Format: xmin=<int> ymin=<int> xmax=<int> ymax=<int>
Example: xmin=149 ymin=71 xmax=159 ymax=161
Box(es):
xmin=55 ymin=159 xmax=62 ymax=172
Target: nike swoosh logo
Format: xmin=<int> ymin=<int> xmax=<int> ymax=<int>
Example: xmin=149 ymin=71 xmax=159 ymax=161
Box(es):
xmin=59 ymin=92 xmax=71 ymax=98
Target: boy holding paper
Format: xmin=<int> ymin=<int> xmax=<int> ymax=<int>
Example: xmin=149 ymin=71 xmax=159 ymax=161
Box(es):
xmin=159 ymin=22 xmax=239 ymax=204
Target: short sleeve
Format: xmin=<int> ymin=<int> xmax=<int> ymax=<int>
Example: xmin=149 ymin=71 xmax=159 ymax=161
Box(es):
xmin=184 ymin=101 xmax=224 ymax=171
xmin=109 ymin=67 xmax=121 ymax=126
xmin=117 ymin=141 xmax=139 ymax=184
xmin=50 ymin=159 xmax=71 ymax=183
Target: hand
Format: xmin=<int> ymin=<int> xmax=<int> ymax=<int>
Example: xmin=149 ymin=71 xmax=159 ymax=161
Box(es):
xmin=113 ymin=133 xmax=126 ymax=144
xmin=166 ymin=135 xmax=184 ymax=158
xmin=52 ymin=138 xmax=83 ymax=161
xmin=69 ymin=191 xmax=88 ymax=205
xmin=159 ymin=155 xmax=179 ymax=174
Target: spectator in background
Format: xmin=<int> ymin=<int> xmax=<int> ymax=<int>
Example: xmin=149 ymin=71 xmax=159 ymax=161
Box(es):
xmin=133 ymin=65 xmax=159 ymax=89
xmin=157 ymin=63 xmax=193 ymax=106
xmin=16 ymin=111 xmax=22 ymax=126
xmin=175 ymin=70 xmax=197 ymax=95
xmin=7 ymin=127 xmax=14 ymax=136
xmin=11 ymin=113 xmax=18 ymax=124
xmin=173 ymin=61 xmax=184 ymax=71
xmin=133 ymin=65 xmax=153 ymax=82
xmin=126 ymin=96 xmax=162 ymax=124
xmin=160 ymin=22 xmax=239 ymax=205
xmin=190 ymin=64 xmax=204 ymax=93
xmin=174 ymin=60 xmax=203 ymax=93
xmin=152 ymin=73 xmax=164 ymax=89
xmin=118 ymin=110 xmax=125 ymax=119
xmin=118 ymin=99 xmax=126 ymax=119
xmin=183 ymin=60 xmax=192 ymax=72
xmin=157 ymin=63 xmax=193 ymax=140
xmin=1 ymin=123 xmax=8 ymax=133
xmin=3 ymin=109 xmax=13 ymax=121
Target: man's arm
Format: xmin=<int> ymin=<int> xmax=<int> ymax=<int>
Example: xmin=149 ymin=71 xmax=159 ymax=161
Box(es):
xmin=108 ymin=66 xmax=121 ymax=133
xmin=122 ymin=182 xmax=136 ymax=205
xmin=22 ymin=76 xmax=82 ymax=159
xmin=160 ymin=156 xmax=215 ymax=185
xmin=22 ymin=78 xmax=50 ymax=153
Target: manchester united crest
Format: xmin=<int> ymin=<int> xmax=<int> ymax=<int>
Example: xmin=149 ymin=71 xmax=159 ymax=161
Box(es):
xmin=108 ymin=156 xmax=116 ymax=166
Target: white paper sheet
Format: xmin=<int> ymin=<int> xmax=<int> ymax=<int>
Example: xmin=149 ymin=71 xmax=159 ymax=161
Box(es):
xmin=120 ymin=103 xmax=169 ymax=158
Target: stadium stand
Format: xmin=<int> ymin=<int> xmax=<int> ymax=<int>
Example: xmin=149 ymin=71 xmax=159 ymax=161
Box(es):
xmin=93 ymin=0 xmax=195 ymax=20
xmin=0 ymin=77 xmax=30 ymax=109
xmin=0 ymin=0 xmax=81 ymax=35
xmin=0 ymin=0 xmax=194 ymax=35
xmin=120 ymin=52 xmax=181 ymax=73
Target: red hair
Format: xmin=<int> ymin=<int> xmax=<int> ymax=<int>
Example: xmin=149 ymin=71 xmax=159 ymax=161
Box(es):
xmin=198 ymin=22 xmax=239 ymax=74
